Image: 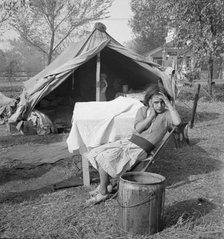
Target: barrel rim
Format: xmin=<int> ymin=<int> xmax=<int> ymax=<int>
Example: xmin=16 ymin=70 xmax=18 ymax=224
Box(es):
xmin=120 ymin=172 xmax=165 ymax=185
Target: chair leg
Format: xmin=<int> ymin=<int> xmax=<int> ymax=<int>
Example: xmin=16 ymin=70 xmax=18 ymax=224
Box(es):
xmin=184 ymin=124 xmax=190 ymax=145
xmin=173 ymin=123 xmax=190 ymax=148
xmin=82 ymin=154 xmax=90 ymax=187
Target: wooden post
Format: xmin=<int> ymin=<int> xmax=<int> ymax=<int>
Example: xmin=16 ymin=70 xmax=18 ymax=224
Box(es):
xmin=189 ymin=84 xmax=201 ymax=129
xmin=81 ymin=52 xmax=101 ymax=187
xmin=96 ymin=53 xmax=101 ymax=101
xmin=82 ymin=154 xmax=90 ymax=187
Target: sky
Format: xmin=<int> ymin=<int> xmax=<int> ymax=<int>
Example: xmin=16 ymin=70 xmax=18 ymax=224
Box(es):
xmin=1 ymin=0 xmax=134 ymax=49
xmin=97 ymin=0 xmax=134 ymax=44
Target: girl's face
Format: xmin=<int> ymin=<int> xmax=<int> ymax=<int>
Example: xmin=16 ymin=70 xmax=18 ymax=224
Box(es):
xmin=150 ymin=94 xmax=166 ymax=113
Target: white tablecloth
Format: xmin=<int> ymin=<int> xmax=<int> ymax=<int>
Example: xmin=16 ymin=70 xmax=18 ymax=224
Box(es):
xmin=66 ymin=97 xmax=143 ymax=154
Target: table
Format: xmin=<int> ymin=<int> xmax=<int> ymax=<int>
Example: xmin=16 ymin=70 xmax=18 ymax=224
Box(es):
xmin=66 ymin=97 xmax=143 ymax=186
xmin=67 ymin=97 xmax=143 ymax=154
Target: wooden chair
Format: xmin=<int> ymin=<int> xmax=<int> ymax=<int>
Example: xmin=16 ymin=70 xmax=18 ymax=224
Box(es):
xmin=130 ymin=123 xmax=190 ymax=173
xmin=129 ymin=127 xmax=176 ymax=172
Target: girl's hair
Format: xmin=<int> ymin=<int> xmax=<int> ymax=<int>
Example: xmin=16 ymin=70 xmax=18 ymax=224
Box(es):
xmin=143 ymin=84 xmax=172 ymax=106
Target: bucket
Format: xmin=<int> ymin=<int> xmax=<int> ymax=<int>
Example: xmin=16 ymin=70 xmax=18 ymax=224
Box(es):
xmin=118 ymin=172 xmax=165 ymax=235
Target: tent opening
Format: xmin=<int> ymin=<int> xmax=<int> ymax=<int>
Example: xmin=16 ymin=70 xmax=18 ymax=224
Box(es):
xmin=34 ymin=47 xmax=160 ymax=131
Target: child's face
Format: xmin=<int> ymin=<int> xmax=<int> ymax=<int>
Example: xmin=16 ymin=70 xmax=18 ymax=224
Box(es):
xmin=100 ymin=73 xmax=107 ymax=81
xmin=150 ymin=94 xmax=166 ymax=113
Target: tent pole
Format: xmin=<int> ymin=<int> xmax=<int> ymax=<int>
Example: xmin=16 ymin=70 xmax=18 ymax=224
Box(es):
xmin=96 ymin=52 xmax=101 ymax=101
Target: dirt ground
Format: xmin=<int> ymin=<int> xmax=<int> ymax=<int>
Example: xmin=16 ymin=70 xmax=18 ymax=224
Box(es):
xmin=0 ymin=102 xmax=224 ymax=200
xmin=0 ymin=100 xmax=224 ymax=238
xmin=0 ymin=130 xmax=85 ymax=203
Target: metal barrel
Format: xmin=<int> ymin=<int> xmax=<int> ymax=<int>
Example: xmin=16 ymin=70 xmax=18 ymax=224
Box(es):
xmin=118 ymin=172 xmax=166 ymax=235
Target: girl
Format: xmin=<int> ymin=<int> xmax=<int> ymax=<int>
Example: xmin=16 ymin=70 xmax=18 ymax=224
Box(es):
xmin=86 ymin=84 xmax=181 ymax=204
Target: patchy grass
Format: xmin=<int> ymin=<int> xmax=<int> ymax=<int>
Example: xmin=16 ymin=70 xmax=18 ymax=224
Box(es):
xmin=0 ymin=86 xmax=224 ymax=238
xmin=177 ymin=83 xmax=224 ymax=102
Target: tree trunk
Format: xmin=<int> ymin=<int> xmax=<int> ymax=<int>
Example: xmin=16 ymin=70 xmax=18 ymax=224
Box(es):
xmin=47 ymin=49 xmax=53 ymax=65
xmin=47 ymin=32 xmax=55 ymax=65
xmin=208 ymin=56 xmax=213 ymax=96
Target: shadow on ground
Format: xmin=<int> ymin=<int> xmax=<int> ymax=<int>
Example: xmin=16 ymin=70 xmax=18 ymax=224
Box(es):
xmin=164 ymin=198 xmax=216 ymax=227
xmin=0 ymin=156 xmax=80 ymax=185
xmin=0 ymin=163 xmax=55 ymax=185
xmin=1 ymin=141 xmax=222 ymax=204
xmin=0 ymin=133 xmax=68 ymax=147
xmin=1 ymin=129 xmax=223 ymax=207
xmin=0 ymin=155 xmax=83 ymax=203
xmin=148 ymin=142 xmax=224 ymax=187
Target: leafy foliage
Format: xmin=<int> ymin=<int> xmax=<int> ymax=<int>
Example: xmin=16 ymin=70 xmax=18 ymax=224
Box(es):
xmin=8 ymin=0 xmax=113 ymax=64
xmin=0 ymin=0 xmax=29 ymax=34
xmin=165 ymin=0 xmax=224 ymax=95
xmin=129 ymin=0 xmax=167 ymax=54
xmin=130 ymin=0 xmax=224 ymax=95
xmin=165 ymin=0 xmax=224 ymax=60
xmin=0 ymin=37 xmax=44 ymax=78
xmin=0 ymin=49 xmax=7 ymax=71
xmin=8 ymin=38 xmax=45 ymax=73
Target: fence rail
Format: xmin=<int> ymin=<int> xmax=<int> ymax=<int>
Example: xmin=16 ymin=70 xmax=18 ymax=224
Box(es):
xmin=0 ymin=71 xmax=39 ymax=82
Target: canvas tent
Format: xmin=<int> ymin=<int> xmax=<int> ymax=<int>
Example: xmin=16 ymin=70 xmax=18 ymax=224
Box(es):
xmin=9 ymin=23 xmax=174 ymax=133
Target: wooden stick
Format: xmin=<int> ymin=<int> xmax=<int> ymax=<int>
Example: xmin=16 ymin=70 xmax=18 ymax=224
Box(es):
xmin=189 ymin=84 xmax=201 ymax=129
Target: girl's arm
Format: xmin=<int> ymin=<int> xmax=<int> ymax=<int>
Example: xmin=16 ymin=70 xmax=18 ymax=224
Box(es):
xmin=134 ymin=106 xmax=156 ymax=133
xmin=160 ymin=93 xmax=181 ymax=126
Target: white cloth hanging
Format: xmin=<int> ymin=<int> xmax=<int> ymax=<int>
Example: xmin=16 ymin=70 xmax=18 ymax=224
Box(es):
xmin=66 ymin=97 xmax=143 ymax=154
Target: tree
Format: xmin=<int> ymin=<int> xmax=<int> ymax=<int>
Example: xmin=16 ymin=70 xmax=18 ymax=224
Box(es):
xmin=0 ymin=0 xmax=29 ymax=34
xmin=4 ymin=59 xmax=20 ymax=82
xmin=9 ymin=0 xmax=113 ymax=64
xmin=129 ymin=0 xmax=224 ymax=96
xmin=125 ymin=37 xmax=155 ymax=56
xmin=0 ymin=38 xmax=44 ymax=82
xmin=158 ymin=0 xmax=224 ymax=96
xmin=9 ymin=38 xmax=45 ymax=73
xmin=129 ymin=0 xmax=168 ymax=55
xmin=1 ymin=47 xmax=22 ymax=82
xmin=0 ymin=49 xmax=7 ymax=72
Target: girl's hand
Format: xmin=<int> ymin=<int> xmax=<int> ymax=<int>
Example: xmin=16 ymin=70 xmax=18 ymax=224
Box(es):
xmin=148 ymin=101 xmax=157 ymax=119
xmin=159 ymin=93 xmax=172 ymax=107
